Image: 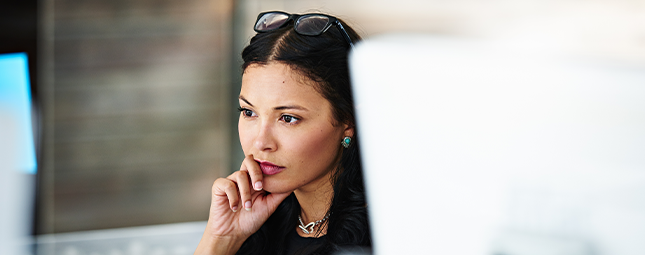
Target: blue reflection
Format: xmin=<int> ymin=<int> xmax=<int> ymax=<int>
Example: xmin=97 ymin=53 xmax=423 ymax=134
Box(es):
xmin=0 ymin=52 xmax=37 ymax=174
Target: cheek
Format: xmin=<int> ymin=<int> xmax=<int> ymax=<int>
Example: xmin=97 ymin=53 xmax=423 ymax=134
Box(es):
xmin=238 ymin=118 xmax=253 ymax=154
xmin=288 ymin=128 xmax=341 ymax=164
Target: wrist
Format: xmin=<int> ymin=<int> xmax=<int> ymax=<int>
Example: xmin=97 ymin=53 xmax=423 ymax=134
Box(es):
xmin=195 ymin=229 xmax=245 ymax=255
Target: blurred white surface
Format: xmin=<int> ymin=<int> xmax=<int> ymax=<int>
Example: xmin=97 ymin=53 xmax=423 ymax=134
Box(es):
xmin=241 ymin=0 xmax=645 ymax=63
xmin=351 ymin=34 xmax=645 ymax=255
xmin=36 ymin=221 xmax=206 ymax=255
xmin=0 ymin=164 xmax=34 ymax=255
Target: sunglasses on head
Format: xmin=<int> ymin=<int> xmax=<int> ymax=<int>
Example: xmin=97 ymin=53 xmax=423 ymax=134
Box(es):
xmin=254 ymin=11 xmax=355 ymax=48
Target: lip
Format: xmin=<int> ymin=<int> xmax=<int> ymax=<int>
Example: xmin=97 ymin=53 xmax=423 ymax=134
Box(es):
xmin=255 ymin=160 xmax=285 ymax=175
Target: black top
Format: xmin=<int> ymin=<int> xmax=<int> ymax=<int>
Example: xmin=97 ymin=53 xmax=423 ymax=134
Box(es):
xmin=284 ymin=229 xmax=326 ymax=255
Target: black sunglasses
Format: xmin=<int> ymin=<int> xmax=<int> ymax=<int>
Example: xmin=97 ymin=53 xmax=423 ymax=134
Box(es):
xmin=254 ymin=11 xmax=354 ymax=48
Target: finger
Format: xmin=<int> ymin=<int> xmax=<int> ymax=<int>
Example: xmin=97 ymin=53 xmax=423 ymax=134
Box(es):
xmin=243 ymin=154 xmax=264 ymax=191
xmin=232 ymin=170 xmax=253 ymax=211
xmin=213 ymin=178 xmax=240 ymax=212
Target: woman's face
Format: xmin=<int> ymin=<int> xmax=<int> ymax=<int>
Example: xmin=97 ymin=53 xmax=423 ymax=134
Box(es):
xmin=238 ymin=62 xmax=352 ymax=194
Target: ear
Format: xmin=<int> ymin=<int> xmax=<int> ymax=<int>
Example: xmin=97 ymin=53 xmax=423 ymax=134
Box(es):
xmin=342 ymin=123 xmax=355 ymax=138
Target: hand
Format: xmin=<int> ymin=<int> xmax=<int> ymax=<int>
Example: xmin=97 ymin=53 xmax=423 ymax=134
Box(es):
xmin=195 ymin=154 xmax=292 ymax=254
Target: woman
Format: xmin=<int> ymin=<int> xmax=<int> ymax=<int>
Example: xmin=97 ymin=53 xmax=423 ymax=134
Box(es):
xmin=195 ymin=11 xmax=370 ymax=255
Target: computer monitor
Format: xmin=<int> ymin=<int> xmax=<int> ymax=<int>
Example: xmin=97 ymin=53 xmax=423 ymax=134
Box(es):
xmin=0 ymin=52 xmax=37 ymax=255
xmin=351 ymin=35 xmax=645 ymax=255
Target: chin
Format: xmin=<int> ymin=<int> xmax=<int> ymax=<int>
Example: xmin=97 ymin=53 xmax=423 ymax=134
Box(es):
xmin=262 ymin=179 xmax=295 ymax=194
xmin=263 ymin=186 xmax=293 ymax=194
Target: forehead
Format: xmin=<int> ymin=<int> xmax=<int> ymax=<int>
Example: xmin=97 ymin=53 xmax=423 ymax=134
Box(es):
xmin=240 ymin=63 xmax=328 ymax=108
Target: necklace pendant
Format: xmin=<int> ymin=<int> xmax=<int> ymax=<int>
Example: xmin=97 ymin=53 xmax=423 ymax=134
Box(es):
xmin=297 ymin=214 xmax=329 ymax=235
xmin=299 ymin=222 xmax=315 ymax=234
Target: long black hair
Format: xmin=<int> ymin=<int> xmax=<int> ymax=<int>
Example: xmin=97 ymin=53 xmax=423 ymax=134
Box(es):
xmin=236 ymin=13 xmax=371 ymax=255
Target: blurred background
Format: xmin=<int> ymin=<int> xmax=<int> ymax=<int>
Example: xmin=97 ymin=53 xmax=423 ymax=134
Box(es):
xmin=1 ymin=0 xmax=644 ymax=254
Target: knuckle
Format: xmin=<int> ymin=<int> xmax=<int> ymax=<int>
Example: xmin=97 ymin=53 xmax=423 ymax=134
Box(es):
xmin=229 ymin=170 xmax=243 ymax=178
xmin=212 ymin=178 xmax=226 ymax=191
xmin=236 ymin=171 xmax=250 ymax=182
xmin=223 ymin=181 xmax=236 ymax=192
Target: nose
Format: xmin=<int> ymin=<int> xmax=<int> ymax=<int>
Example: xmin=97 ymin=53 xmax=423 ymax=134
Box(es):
xmin=254 ymin=121 xmax=277 ymax=152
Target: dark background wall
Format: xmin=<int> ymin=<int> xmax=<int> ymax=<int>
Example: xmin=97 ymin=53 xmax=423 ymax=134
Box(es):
xmin=37 ymin=0 xmax=235 ymax=233
xmin=1 ymin=0 xmax=240 ymax=235
xmin=0 ymin=0 xmax=236 ymax=234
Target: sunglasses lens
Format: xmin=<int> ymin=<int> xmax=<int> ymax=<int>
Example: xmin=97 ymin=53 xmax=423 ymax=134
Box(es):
xmin=255 ymin=13 xmax=290 ymax=31
xmin=295 ymin=15 xmax=330 ymax=35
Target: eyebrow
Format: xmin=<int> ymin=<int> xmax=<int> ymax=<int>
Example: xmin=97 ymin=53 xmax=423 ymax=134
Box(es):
xmin=239 ymin=95 xmax=253 ymax=106
xmin=274 ymin=105 xmax=308 ymax=111
xmin=238 ymin=95 xmax=308 ymax=111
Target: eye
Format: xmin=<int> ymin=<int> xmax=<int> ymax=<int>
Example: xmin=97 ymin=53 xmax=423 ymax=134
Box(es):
xmin=238 ymin=107 xmax=257 ymax=117
xmin=280 ymin=114 xmax=299 ymax=124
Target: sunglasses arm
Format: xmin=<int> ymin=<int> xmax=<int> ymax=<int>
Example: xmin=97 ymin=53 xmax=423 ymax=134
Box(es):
xmin=335 ymin=21 xmax=355 ymax=48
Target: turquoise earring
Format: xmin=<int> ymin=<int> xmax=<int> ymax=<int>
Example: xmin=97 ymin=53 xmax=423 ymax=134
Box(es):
xmin=341 ymin=136 xmax=352 ymax=148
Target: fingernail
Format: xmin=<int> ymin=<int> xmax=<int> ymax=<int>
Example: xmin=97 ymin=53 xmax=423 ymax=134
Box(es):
xmin=254 ymin=181 xmax=263 ymax=191
xmin=232 ymin=206 xmax=238 ymax=212
xmin=244 ymin=201 xmax=252 ymax=211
